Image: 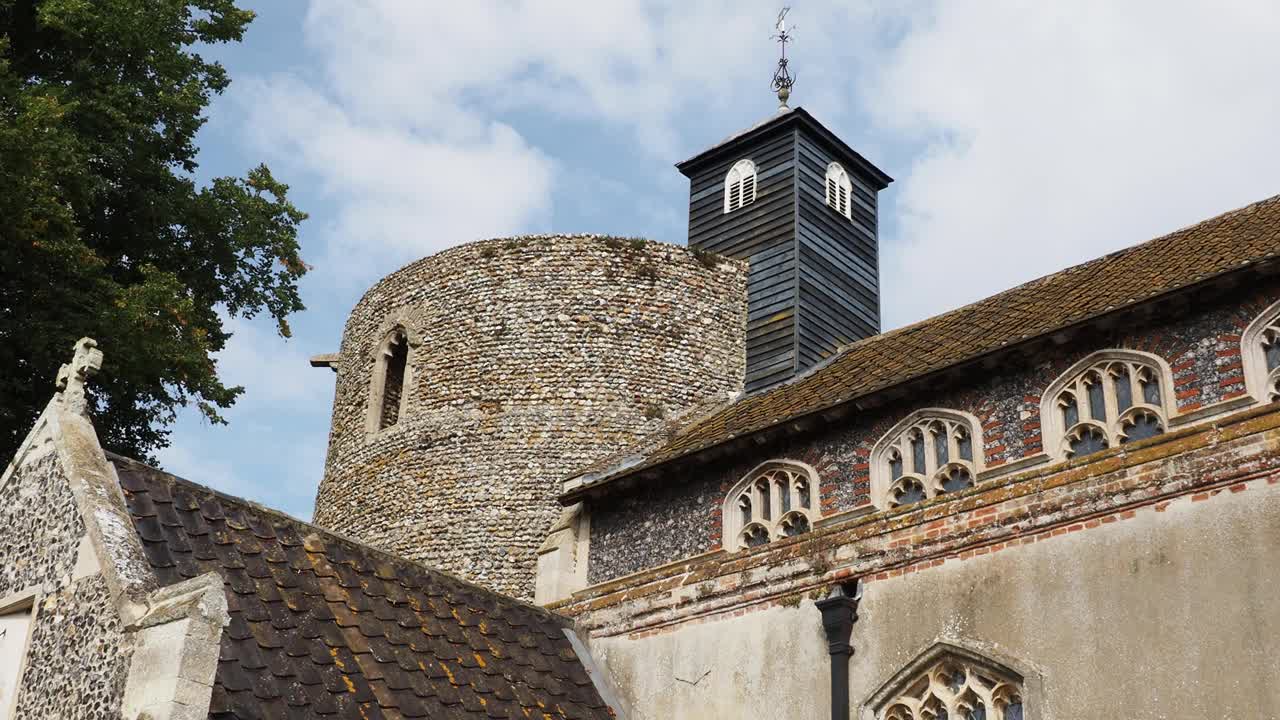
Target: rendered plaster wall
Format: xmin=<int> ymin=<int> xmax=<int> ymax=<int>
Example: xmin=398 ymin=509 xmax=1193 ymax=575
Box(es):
xmin=315 ymin=235 xmax=747 ymax=597
xmin=848 ymin=475 xmax=1280 ymax=719
xmin=587 ymin=286 xmax=1276 ymax=583
xmin=586 ymin=478 xmax=1280 ymax=720
xmin=590 ymin=602 xmax=829 ymax=720
xmin=0 ymin=450 xmax=131 ymax=719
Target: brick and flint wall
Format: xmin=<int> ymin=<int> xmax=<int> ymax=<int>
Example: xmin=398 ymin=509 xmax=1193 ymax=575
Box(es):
xmin=584 ymin=281 xmax=1279 ymax=584
xmin=314 ymin=235 xmax=748 ymax=598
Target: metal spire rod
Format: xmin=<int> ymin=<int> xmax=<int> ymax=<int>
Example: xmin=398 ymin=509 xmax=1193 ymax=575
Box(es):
xmin=771 ymin=7 xmax=796 ymax=110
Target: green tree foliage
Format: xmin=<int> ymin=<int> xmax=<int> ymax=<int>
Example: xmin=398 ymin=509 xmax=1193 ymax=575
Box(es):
xmin=0 ymin=0 xmax=307 ymax=461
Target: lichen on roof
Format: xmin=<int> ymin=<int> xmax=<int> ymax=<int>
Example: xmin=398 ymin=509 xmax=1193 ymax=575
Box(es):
xmin=112 ymin=454 xmax=614 ymax=719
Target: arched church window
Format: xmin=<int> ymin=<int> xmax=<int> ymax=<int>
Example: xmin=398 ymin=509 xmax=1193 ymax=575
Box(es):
xmin=825 ymin=162 xmax=853 ymax=220
xmin=722 ymin=461 xmax=818 ymax=551
xmin=368 ymin=327 xmax=410 ymax=433
xmin=724 ymin=158 xmax=757 ymax=213
xmin=878 ymin=653 xmax=1025 ymax=720
xmin=1242 ymin=299 xmax=1280 ymax=402
xmin=1042 ymin=350 xmax=1174 ymax=460
xmin=871 ymin=410 xmax=983 ymax=510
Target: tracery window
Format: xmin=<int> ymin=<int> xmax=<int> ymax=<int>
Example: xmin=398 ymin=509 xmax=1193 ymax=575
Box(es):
xmin=880 ymin=655 xmax=1024 ymax=720
xmin=722 ymin=461 xmax=818 ymax=551
xmin=1043 ymin=351 xmax=1173 ymax=460
xmin=1242 ymin=299 xmax=1280 ymax=403
xmin=825 ymin=162 xmax=853 ymax=220
xmin=724 ymin=158 xmax=757 ymax=213
xmin=871 ymin=410 xmax=983 ymax=510
xmin=368 ymin=327 xmax=411 ymax=433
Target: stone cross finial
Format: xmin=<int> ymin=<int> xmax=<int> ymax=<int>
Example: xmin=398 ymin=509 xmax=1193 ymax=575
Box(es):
xmin=56 ymin=337 xmax=104 ymax=415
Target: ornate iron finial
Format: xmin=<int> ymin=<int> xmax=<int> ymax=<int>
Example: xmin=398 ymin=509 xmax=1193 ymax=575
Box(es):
xmin=55 ymin=337 xmax=103 ymax=415
xmin=771 ymin=7 xmax=796 ymax=110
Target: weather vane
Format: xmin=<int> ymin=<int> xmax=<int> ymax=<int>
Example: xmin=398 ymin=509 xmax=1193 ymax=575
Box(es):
xmin=771 ymin=7 xmax=796 ymax=110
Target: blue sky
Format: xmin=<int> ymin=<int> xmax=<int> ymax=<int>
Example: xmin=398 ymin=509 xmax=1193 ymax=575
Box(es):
xmin=160 ymin=1 xmax=1280 ymax=520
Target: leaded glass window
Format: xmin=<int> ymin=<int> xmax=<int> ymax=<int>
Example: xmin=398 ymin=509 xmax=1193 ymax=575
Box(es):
xmin=1257 ymin=321 xmax=1280 ymax=401
xmin=879 ymin=655 xmax=1024 ymax=720
xmin=1114 ymin=365 xmax=1132 ymax=411
xmin=1241 ymin=303 xmax=1280 ymax=403
xmin=723 ymin=463 xmax=819 ymax=551
xmin=1266 ymin=334 xmax=1280 ymax=372
xmin=1068 ymin=426 xmax=1107 ymax=457
xmin=912 ymin=431 xmax=927 ymax=474
xmin=877 ymin=413 xmax=982 ymax=509
xmin=1051 ymin=355 xmax=1170 ymax=459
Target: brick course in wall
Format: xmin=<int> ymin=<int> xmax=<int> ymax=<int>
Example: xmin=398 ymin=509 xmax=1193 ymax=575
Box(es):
xmin=585 ymin=284 xmax=1280 ymax=584
xmin=314 ymin=235 xmax=747 ymax=598
xmin=560 ymin=401 xmax=1280 ymax=638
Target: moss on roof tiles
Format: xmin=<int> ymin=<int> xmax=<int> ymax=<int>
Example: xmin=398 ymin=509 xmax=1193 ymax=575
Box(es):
xmin=575 ymin=194 xmax=1280 ymax=493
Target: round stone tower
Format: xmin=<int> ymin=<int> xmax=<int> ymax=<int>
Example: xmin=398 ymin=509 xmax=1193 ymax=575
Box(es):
xmin=314 ymin=234 xmax=747 ymax=597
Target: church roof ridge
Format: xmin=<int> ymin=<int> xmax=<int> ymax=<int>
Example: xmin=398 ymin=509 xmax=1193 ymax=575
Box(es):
xmin=563 ymin=192 xmax=1280 ymax=502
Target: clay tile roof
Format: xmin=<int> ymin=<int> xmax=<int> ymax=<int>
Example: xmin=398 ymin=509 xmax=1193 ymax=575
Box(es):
xmin=567 ymin=193 xmax=1280 ymax=497
xmin=111 ymin=455 xmax=614 ymax=720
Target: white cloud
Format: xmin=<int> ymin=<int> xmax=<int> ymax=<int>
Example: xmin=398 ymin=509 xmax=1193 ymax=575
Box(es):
xmin=237 ymin=75 xmax=555 ymax=286
xmin=866 ymin=0 xmax=1280 ymax=326
xmin=233 ymin=0 xmax=1280 ymax=312
xmin=299 ymin=0 xmax=799 ymax=150
xmin=231 ymin=1 xmax=894 ymax=285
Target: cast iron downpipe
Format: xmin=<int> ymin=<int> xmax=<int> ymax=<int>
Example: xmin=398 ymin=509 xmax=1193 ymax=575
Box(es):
xmin=815 ymin=581 xmax=862 ymax=720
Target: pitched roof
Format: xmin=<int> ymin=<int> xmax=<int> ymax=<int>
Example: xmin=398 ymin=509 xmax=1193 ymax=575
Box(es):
xmin=674 ymin=107 xmax=893 ymax=188
xmin=564 ymin=194 xmax=1280 ymax=500
xmin=112 ymin=455 xmax=614 ymax=720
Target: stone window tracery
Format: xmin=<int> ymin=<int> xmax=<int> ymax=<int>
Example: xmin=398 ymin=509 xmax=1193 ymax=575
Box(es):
xmin=871 ymin=410 xmax=983 ymax=510
xmin=1042 ymin=351 xmax=1174 ymax=460
xmin=1242 ymin=299 xmax=1280 ymax=403
xmin=723 ymin=461 xmax=818 ymax=551
xmin=825 ymin=162 xmax=853 ymax=220
xmin=368 ymin=326 xmax=411 ymax=433
xmin=724 ymin=158 xmax=757 ymax=213
xmin=880 ymin=655 xmax=1024 ymax=720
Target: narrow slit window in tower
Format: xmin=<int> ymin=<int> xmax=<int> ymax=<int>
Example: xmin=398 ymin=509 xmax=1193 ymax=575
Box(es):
xmin=380 ymin=333 xmax=409 ymax=430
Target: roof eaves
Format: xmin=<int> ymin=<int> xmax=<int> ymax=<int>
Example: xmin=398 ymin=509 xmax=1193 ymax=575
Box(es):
xmin=675 ymin=108 xmax=894 ymax=188
xmin=560 ymin=253 xmax=1274 ymax=505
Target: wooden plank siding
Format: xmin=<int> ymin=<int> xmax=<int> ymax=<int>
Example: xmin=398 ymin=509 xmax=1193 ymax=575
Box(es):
xmin=687 ymin=129 xmax=798 ymax=392
xmin=794 ymin=131 xmax=881 ymax=370
xmin=680 ymin=109 xmax=890 ymax=393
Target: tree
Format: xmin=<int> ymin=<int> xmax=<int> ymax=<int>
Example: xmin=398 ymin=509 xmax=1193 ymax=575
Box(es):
xmin=0 ymin=0 xmax=307 ymax=462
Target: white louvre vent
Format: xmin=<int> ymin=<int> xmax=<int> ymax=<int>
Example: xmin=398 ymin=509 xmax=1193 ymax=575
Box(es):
xmin=724 ymin=158 xmax=758 ymax=214
xmin=825 ymin=162 xmax=853 ymax=220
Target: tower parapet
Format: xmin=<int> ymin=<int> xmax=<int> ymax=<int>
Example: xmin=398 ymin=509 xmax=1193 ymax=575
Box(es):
xmin=314 ymin=234 xmax=746 ymax=597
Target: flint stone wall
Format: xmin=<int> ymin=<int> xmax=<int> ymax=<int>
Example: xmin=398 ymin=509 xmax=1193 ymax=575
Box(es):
xmin=0 ymin=449 xmax=131 ymax=720
xmin=314 ymin=235 xmax=747 ymax=597
xmin=586 ymin=283 xmax=1279 ymax=583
